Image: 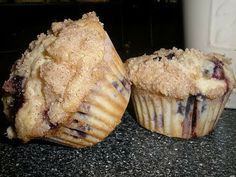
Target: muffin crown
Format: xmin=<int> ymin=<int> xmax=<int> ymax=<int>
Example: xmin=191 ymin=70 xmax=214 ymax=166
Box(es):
xmin=126 ymin=47 xmax=236 ymax=99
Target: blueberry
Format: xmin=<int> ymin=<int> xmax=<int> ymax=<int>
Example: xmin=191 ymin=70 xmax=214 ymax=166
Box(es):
xmin=2 ymin=75 xmax=25 ymax=121
xmin=166 ymin=53 xmax=175 ymax=60
xmin=212 ymin=60 xmax=225 ymax=80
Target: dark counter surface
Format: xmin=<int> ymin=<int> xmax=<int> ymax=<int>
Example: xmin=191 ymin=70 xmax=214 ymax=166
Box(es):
xmin=0 ymin=109 xmax=235 ymax=177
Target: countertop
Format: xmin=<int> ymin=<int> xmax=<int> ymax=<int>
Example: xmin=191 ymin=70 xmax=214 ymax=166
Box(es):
xmin=0 ymin=109 xmax=235 ymax=177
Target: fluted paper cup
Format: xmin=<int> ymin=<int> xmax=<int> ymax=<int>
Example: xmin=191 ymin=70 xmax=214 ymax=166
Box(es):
xmin=132 ymin=87 xmax=231 ymax=139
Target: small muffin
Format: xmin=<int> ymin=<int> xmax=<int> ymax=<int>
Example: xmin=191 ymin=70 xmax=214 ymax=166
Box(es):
xmin=126 ymin=48 xmax=236 ymax=139
xmin=2 ymin=12 xmax=131 ymax=148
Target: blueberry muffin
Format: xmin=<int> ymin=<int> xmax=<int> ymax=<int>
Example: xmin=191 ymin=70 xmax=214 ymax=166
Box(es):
xmin=2 ymin=12 xmax=131 ymax=148
xmin=126 ymin=48 xmax=236 ymax=139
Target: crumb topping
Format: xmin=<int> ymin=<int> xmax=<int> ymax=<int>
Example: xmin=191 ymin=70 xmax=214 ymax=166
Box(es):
xmin=126 ymin=48 xmax=236 ymax=99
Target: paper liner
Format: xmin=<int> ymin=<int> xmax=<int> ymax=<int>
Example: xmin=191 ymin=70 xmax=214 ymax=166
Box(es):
xmin=132 ymin=87 xmax=231 ymax=139
xmin=45 ymin=37 xmax=130 ymax=148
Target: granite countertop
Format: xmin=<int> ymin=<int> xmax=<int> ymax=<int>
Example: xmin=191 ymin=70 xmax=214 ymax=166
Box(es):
xmin=0 ymin=109 xmax=235 ymax=177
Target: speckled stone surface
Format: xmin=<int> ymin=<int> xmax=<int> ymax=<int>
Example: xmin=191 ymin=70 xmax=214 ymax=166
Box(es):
xmin=0 ymin=109 xmax=236 ymax=177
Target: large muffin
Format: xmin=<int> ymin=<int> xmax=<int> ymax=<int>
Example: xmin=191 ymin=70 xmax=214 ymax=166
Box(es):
xmin=126 ymin=48 xmax=236 ymax=139
xmin=2 ymin=12 xmax=131 ymax=148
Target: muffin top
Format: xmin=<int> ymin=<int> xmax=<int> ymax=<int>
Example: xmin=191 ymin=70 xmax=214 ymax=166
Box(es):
xmin=125 ymin=48 xmax=236 ymax=99
xmin=2 ymin=12 xmax=122 ymax=141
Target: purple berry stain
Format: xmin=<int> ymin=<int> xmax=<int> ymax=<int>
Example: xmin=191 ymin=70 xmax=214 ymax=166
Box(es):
xmin=112 ymin=81 xmax=119 ymax=90
xmin=182 ymin=95 xmax=199 ymax=138
xmin=120 ymin=79 xmax=130 ymax=92
xmin=69 ymin=128 xmax=87 ymax=138
xmin=43 ymin=109 xmax=58 ymax=129
xmin=69 ymin=125 xmax=90 ymax=139
xmin=191 ymin=97 xmax=198 ymax=138
xmin=177 ymin=102 xmax=185 ymax=115
xmin=157 ymin=114 xmax=163 ymax=128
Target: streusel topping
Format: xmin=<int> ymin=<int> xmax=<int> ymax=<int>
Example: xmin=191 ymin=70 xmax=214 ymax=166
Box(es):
xmin=126 ymin=48 xmax=236 ymax=99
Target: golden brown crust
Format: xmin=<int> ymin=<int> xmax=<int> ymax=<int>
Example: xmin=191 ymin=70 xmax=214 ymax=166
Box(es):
xmin=126 ymin=47 xmax=236 ymax=99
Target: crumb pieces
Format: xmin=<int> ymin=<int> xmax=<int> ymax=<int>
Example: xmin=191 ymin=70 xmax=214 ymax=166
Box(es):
xmin=126 ymin=47 xmax=236 ymax=99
